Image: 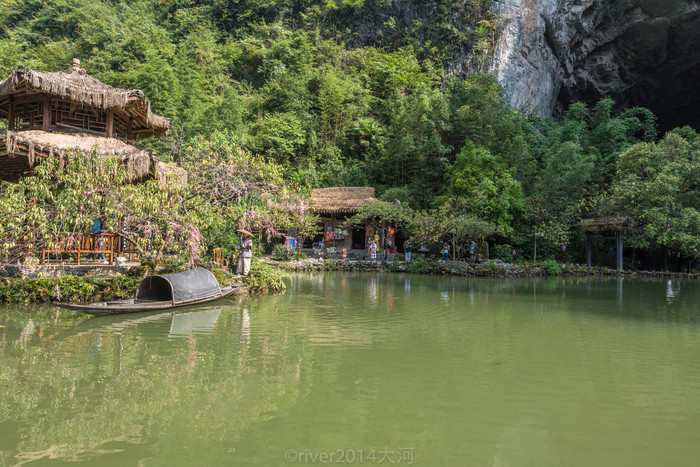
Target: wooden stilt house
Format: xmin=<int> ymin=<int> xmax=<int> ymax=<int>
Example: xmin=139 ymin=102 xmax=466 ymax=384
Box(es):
xmin=0 ymin=59 xmax=186 ymax=265
xmin=0 ymin=59 xmax=184 ymax=185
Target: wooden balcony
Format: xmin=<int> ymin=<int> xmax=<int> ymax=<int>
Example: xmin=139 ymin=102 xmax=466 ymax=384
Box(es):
xmin=41 ymin=233 xmax=141 ymax=265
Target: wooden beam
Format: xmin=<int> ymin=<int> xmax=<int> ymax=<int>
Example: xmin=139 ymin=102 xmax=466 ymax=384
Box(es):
xmin=127 ymin=116 xmax=133 ymax=140
xmin=42 ymin=95 xmax=51 ymax=131
xmin=106 ymin=109 xmax=114 ymax=137
xmin=10 ymin=92 xmax=44 ymax=105
xmin=8 ymin=96 xmax=14 ymax=131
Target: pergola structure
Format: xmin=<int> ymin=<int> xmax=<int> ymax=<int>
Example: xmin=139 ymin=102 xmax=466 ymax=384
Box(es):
xmin=579 ymin=216 xmax=633 ymax=271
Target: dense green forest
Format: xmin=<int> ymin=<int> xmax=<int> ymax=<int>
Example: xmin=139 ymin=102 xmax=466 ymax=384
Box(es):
xmin=1 ymin=0 xmax=698 ymax=271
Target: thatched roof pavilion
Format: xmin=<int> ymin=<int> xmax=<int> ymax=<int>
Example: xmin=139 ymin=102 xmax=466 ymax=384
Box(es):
xmin=0 ymin=59 xmax=169 ymax=137
xmin=305 ymin=187 xmax=380 ymax=216
xmin=0 ymin=59 xmax=184 ymax=185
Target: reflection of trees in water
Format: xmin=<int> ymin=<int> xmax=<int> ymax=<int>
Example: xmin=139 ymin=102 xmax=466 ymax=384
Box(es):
xmin=0 ymin=300 xmax=316 ymax=464
xmin=1 ymin=275 xmax=699 ymax=463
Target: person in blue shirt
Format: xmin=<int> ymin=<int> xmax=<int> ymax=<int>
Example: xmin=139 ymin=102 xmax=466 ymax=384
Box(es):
xmin=86 ymin=218 xmax=106 ymax=262
xmin=441 ymin=243 xmax=450 ymax=260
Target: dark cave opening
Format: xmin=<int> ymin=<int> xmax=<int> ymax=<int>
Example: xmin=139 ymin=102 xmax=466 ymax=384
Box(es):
xmin=556 ymin=59 xmax=700 ymax=136
xmin=553 ymin=4 xmax=700 ymax=136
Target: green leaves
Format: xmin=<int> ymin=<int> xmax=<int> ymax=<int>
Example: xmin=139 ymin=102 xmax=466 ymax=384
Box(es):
xmin=611 ymin=131 xmax=700 ymax=261
xmin=447 ymin=142 xmax=523 ymax=233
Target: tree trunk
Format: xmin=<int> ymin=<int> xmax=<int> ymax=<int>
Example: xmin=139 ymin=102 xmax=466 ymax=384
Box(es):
xmin=533 ymin=234 xmax=537 ymax=263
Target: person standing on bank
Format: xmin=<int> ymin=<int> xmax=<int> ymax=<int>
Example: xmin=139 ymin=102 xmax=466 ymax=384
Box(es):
xmin=369 ymin=240 xmax=378 ymax=261
xmin=441 ymin=243 xmax=450 ymax=261
xmin=237 ymin=229 xmax=254 ymax=276
xmin=87 ymin=217 xmax=107 ymax=263
xmin=404 ymin=240 xmax=413 ymax=262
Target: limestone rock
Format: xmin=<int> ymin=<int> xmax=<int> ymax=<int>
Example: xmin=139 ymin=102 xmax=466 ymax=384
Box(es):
xmin=490 ymin=0 xmax=700 ymax=129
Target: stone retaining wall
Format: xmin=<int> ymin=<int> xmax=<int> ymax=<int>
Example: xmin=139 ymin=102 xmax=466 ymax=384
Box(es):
xmin=269 ymin=258 xmax=700 ymax=279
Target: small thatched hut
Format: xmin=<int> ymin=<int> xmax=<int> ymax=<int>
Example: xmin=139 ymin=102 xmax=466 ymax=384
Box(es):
xmin=304 ymin=187 xmax=382 ymax=251
xmin=0 ymin=59 xmax=183 ymax=185
xmin=306 ymin=187 xmax=380 ymax=215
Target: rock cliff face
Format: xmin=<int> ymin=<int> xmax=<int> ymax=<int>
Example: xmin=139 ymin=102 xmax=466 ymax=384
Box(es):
xmin=490 ymin=0 xmax=700 ymax=130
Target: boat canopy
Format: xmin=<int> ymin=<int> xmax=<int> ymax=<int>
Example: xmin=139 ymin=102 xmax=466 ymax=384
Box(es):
xmin=136 ymin=268 xmax=222 ymax=304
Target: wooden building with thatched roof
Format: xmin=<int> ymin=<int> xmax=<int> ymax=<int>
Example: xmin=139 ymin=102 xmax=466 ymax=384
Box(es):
xmin=0 ymin=59 xmax=184 ymax=185
xmin=303 ymin=187 xmax=382 ymax=252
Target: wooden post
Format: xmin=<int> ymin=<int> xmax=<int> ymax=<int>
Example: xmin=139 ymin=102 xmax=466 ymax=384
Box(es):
xmin=127 ymin=116 xmax=133 ymax=140
xmin=533 ymin=231 xmax=537 ymax=263
xmin=106 ymin=109 xmax=114 ymax=137
xmin=42 ymin=95 xmax=51 ymax=131
xmin=585 ymin=233 xmax=592 ymax=267
xmin=616 ymin=229 xmax=623 ymax=271
xmin=8 ymin=96 xmax=14 ymax=131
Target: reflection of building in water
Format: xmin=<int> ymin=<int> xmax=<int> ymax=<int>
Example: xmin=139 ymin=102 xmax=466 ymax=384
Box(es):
xmin=169 ymin=309 xmax=221 ymax=337
xmin=368 ymin=277 xmax=377 ymax=302
xmin=617 ymin=277 xmax=623 ymax=310
xmin=666 ymin=279 xmax=680 ymax=303
xmin=241 ymin=308 xmax=250 ymax=345
xmin=19 ymin=319 xmax=35 ymax=349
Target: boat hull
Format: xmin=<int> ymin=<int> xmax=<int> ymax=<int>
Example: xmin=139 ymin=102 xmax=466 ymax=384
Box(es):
xmin=54 ymin=285 xmax=242 ymax=315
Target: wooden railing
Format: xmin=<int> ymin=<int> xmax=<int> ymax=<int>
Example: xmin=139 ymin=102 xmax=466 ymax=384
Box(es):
xmin=41 ymin=233 xmax=141 ymax=265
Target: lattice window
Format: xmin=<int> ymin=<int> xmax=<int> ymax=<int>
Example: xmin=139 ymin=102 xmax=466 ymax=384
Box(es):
xmin=13 ymin=99 xmax=43 ymax=130
xmin=114 ymin=113 xmax=128 ymax=140
xmin=52 ymin=99 xmax=108 ymax=134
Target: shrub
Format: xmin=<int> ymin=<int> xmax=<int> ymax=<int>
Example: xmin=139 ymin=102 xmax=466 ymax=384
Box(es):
xmin=491 ymin=244 xmax=513 ymax=263
xmin=244 ymin=260 xmax=290 ymax=292
xmin=481 ymin=260 xmax=507 ymax=274
xmin=0 ymin=275 xmax=140 ymax=304
xmin=540 ymin=259 xmax=561 ymax=275
xmin=271 ymin=243 xmax=294 ymax=261
xmin=406 ymin=256 xmax=433 ymax=274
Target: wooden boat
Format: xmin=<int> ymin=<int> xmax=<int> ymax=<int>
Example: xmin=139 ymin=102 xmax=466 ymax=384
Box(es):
xmin=54 ymin=268 xmax=243 ymax=316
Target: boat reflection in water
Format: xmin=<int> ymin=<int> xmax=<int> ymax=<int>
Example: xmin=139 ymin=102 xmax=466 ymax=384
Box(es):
xmin=56 ymin=305 xmax=227 ymax=355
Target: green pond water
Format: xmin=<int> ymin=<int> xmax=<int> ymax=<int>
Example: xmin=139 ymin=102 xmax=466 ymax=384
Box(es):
xmin=1 ymin=273 xmax=700 ymax=466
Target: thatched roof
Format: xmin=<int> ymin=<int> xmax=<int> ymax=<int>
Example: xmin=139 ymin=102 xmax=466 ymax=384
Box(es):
xmin=579 ymin=216 xmax=633 ymax=233
xmin=306 ymin=187 xmax=379 ymax=215
xmin=0 ymin=130 xmax=185 ymax=187
xmin=0 ymin=59 xmax=169 ymax=138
